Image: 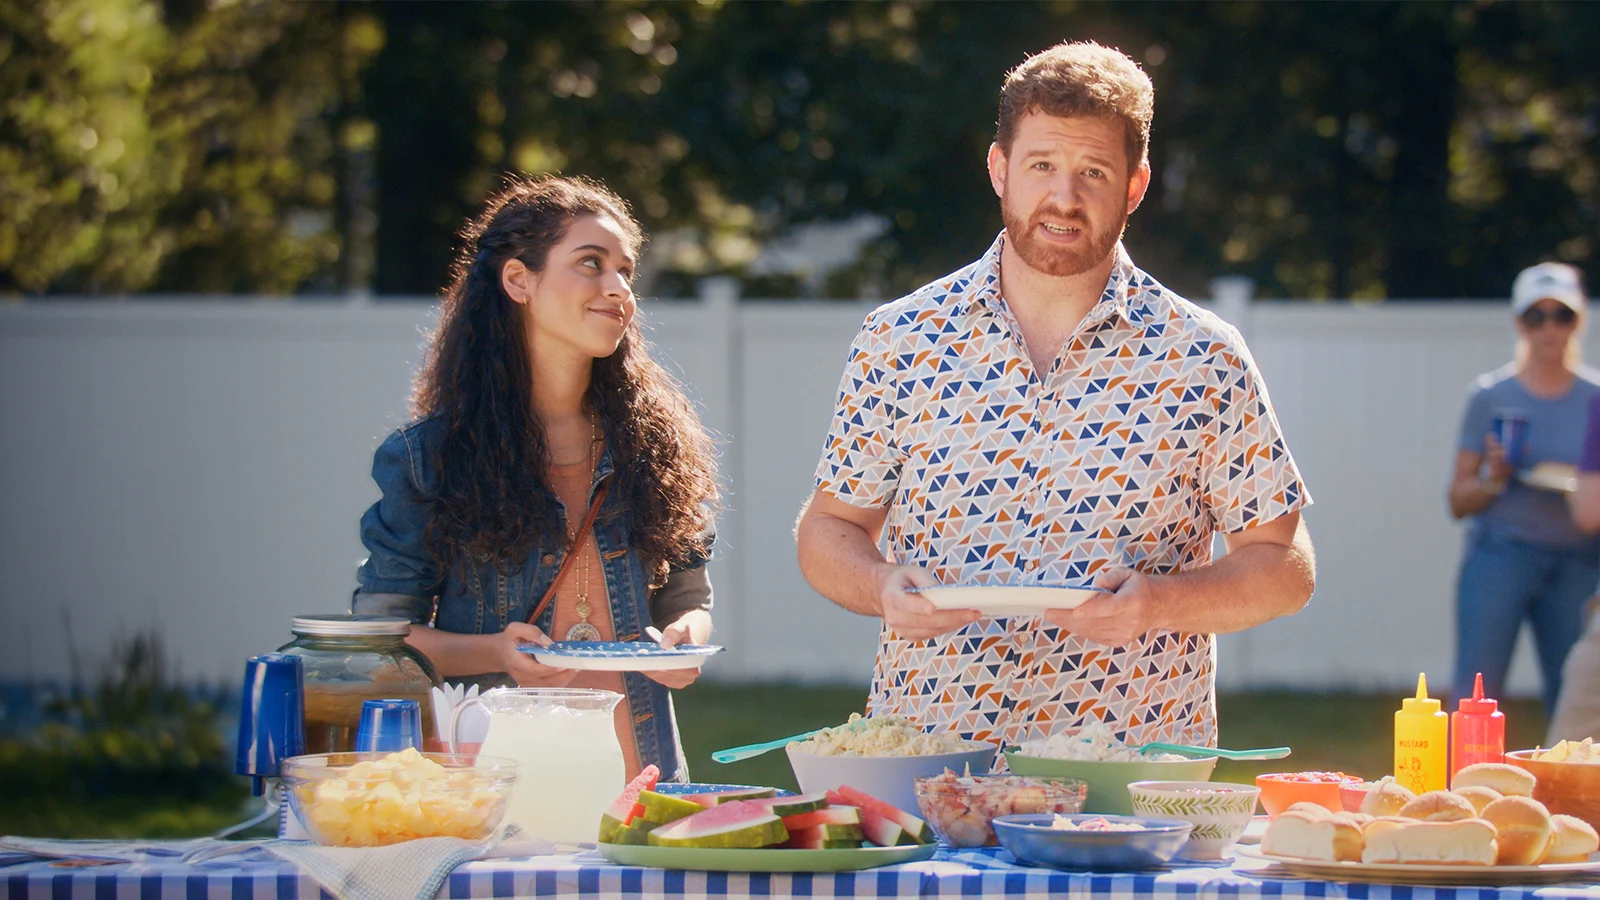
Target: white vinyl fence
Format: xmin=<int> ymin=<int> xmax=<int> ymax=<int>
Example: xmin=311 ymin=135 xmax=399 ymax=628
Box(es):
xmin=0 ymin=290 xmax=1592 ymax=695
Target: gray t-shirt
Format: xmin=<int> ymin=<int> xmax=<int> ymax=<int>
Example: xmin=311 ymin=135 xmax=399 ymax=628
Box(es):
xmin=1456 ymin=364 xmax=1600 ymax=551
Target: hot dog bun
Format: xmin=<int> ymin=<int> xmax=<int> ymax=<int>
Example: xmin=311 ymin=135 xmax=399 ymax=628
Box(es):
xmin=1263 ymin=808 xmax=1365 ymax=862
xmin=1360 ymin=818 xmax=1497 ymax=865
xmin=1398 ymin=790 xmax=1477 ymax=822
xmin=1479 ymin=796 xmax=1552 ymax=866
xmin=1452 ymin=763 xmax=1536 ymax=798
xmin=1543 ymin=814 xmax=1599 ymax=863
xmin=1360 ymin=777 xmax=1417 ymax=817
xmin=1454 ymin=785 xmax=1502 ymax=817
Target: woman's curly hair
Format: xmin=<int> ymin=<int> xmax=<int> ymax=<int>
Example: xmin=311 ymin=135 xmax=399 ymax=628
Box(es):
xmin=412 ymin=174 xmax=719 ymax=584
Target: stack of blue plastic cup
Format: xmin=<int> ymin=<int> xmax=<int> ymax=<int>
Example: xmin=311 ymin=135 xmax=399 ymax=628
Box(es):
xmin=354 ymin=698 xmax=424 ymax=752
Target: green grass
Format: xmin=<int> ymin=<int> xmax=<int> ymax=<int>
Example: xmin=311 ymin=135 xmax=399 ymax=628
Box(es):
xmin=0 ymin=685 xmax=1550 ymax=838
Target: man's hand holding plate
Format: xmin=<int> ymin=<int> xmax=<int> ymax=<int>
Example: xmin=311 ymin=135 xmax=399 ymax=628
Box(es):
xmin=878 ymin=565 xmax=982 ymax=640
xmin=1043 ymin=567 xmax=1155 ymax=647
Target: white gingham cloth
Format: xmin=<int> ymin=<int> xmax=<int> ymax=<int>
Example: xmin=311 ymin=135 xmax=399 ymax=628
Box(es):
xmin=5 ymin=845 xmax=1600 ymax=899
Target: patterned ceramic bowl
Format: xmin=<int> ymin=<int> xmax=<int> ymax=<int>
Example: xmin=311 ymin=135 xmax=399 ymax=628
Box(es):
xmin=1127 ymin=780 xmax=1261 ymax=859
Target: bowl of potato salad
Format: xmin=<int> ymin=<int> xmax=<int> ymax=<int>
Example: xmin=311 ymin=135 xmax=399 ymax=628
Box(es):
xmin=281 ymin=748 xmax=518 ymax=846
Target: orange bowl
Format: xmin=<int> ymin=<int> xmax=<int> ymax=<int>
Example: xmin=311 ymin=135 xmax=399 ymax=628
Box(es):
xmin=1255 ymin=771 xmax=1363 ymax=819
xmin=1338 ymin=780 xmax=1375 ymax=813
xmin=1505 ymin=749 xmax=1600 ymax=833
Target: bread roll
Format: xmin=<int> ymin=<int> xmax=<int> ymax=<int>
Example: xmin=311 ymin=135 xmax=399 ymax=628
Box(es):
xmin=1361 ymin=777 xmax=1418 ymax=817
xmin=1286 ymin=801 xmax=1334 ymax=819
xmin=1263 ymin=808 xmax=1365 ymax=862
xmin=1479 ymin=796 xmax=1552 ymax=865
xmin=1454 ymin=785 xmax=1502 ymax=816
xmin=1543 ymin=814 xmax=1600 ymax=863
xmin=1360 ymin=818 xmax=1497 ymax=865
xmin=1398 ymin=790 xmax=1477 ymax=822
xmin=1452 ymin=762 xmax=1536 ymax=798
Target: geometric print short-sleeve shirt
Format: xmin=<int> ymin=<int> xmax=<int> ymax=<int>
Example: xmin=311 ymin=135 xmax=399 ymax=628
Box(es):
xmin=813 ymin=233 xmax=1311 ymax=753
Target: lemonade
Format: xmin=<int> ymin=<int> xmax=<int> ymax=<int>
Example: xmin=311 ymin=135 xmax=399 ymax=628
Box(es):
xmin=471 ymin=689 xmax=625 ymax=843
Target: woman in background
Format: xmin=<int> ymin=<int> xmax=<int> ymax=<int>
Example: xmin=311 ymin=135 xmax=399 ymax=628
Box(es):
xmin=1447 ymin=261 xmax=1598 ymax=714
xmin=352 ymin=175 xmax=720 ymax=781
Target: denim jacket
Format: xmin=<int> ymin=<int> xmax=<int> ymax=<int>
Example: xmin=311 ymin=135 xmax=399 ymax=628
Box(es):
xmin=351 ymin=415 xmax=712 ymax=783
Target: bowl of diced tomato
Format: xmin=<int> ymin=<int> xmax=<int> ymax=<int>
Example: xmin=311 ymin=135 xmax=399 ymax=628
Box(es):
xmin=1254 ymin=770 xmax=1363 ymax=819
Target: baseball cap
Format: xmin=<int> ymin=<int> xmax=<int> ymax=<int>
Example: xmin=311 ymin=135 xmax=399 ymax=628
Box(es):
xmin=1511 ymin=262 xmax=1586 ymax=315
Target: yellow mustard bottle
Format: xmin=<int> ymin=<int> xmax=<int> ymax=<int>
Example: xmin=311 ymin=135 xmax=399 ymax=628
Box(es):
xmin=1394 ymin=672 xmax=1449 ymax=794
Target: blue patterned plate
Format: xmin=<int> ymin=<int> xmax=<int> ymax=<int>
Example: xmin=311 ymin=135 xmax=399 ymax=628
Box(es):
xmin=517 ymin=640 xmax=724 ymax=671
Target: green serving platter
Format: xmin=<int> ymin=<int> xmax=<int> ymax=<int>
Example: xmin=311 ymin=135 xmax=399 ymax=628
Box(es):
xmin=596 ymin=841 xmax=937 ymax=872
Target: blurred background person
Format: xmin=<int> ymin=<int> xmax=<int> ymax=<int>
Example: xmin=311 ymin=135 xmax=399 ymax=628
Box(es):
xmin=1546 ymin=390 xmax=1600 ymax=742
xmin=1448 ymin=262 xmax=1598 ymax=713
xmin=352 ymin=176 xmax=720 ymax=782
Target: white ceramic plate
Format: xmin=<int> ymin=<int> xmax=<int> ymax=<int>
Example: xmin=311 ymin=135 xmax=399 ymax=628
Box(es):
xmin=910 ymin=583 xmax=1104 ymax=617
xmin=518 ymin=641 xmax=724 ymax=671
xmin=1517 ymin=463 xmax=1579 ymax=494
xmin=1234 ymin=846 xmax=1600 ymax=885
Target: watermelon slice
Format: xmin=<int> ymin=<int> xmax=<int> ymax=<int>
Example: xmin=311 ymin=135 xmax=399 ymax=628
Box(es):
xmin=746 ymin=792 xmax=828 ymax=817
xmin=598 ymin=764 xmax=660 ymax=843
xmin=638 ymin=789 xmax=705 ymax=824
xmin=827 ymin=786 xmax=932 ymax=845
xmin=783 ymin=834 xmax=864 ymax=850
xmin=784 ymin=805 xmax=860 ymax=830
xmin=615 ymin=819 xmax=657 ymax=845
xmin=646 ymin=799 xmax=789 ymax=848
xmin=682 ymin=786 xmax=778 ymax=807
xmin=787 ymin=823 xmax=865 ymax=843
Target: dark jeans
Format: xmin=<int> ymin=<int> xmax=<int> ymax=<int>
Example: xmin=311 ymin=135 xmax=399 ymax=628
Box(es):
xmin=1453 ymin=531 xmax=1600 ymax=713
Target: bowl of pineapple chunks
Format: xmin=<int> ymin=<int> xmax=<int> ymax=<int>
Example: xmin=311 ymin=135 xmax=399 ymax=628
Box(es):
xmin=281 ymin=748 xmax=519 ymax=846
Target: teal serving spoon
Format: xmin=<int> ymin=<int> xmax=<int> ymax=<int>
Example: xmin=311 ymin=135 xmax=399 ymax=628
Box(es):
xmin=711 ymin=718 xmax=879 ymax=764
xmin=710 ymin=729 xmax=828 ymax=764
xmin=1133 ymin=742 xmax=1292 ymax=761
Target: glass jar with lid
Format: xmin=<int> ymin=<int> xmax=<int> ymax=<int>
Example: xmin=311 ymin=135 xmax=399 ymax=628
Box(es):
xmin=276 ymin=614 xmax=442 ymax=754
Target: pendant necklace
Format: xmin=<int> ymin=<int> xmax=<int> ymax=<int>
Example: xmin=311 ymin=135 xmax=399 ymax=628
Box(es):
xmin=564 ymin=415 xmax=603 ymax=642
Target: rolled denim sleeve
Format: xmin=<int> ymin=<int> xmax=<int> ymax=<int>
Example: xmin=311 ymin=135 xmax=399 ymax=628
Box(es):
xmin=354 ymin=427 xmax=441 ymax=621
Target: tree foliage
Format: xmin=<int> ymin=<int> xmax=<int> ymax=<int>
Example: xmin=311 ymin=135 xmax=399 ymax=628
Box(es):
xmin=0 ymin=0 xmax=378 ymax=293
xmin=4 ymin=0 xmax=1597 ymax=299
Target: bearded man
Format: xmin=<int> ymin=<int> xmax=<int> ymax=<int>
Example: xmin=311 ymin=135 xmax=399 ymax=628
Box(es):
xmin=795 ymin=41 xmax=1316 ymax=751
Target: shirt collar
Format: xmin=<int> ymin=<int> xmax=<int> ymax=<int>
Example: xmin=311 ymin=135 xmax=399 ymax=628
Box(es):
xmin=963 ymin=233 xmax=1146 ymax=329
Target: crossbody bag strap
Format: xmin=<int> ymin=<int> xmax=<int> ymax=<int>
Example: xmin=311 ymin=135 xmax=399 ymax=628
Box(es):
xmin=526 ymin=484 xmax=609 ymax=627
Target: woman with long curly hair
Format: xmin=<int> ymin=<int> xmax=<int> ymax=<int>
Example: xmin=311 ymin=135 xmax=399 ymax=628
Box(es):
xmin=353 ymin=175 xmax=720 ymax=781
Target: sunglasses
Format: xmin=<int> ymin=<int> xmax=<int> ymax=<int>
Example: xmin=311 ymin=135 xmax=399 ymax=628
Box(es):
xmin=1520 ymin=305 xmax=1578 ymax=328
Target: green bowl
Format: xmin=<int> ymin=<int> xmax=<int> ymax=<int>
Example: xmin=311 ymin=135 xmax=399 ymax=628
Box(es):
xmin=1004 ymin=751 xmax=1218 ymax=815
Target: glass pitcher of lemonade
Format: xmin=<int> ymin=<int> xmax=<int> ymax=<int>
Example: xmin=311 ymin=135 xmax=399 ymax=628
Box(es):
xmin=451 ymin=688 xmax=624 ymax=843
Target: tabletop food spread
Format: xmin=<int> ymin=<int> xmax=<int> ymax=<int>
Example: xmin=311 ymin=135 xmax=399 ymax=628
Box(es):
xmin=8 ymin=618 xmax=1600 ymax=900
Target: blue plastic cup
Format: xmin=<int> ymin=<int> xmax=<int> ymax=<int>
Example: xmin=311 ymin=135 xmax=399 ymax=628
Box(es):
xmin=1491 ymin=410 xmax=1529 ymax=469
xmin=234 ymin=653 xmax=306 ymax=796
xmin=355 ymin=698 xmax=423 ymax=752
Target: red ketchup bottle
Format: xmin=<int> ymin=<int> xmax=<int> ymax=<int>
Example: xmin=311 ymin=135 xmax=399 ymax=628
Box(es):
xmin=1450 ymin=672 xmax=1505 ymax=782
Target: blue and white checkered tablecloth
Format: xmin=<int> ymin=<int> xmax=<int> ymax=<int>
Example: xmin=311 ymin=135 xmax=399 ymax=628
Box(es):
xmin=6 ymin=846 xmax=1600 ymax=900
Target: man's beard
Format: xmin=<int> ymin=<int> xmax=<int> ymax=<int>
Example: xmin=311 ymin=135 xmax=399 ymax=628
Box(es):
xmin=1001 ymin=192 xmax=1126 ymax=277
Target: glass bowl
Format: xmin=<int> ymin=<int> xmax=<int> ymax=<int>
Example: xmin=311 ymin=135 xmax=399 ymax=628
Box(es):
xmin=913 ymin=772 xmax=1087 ymax=847
xmin=281 ymin=749 xmax=518 ymax=846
